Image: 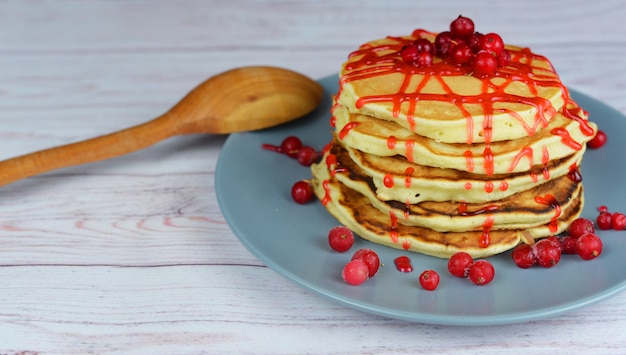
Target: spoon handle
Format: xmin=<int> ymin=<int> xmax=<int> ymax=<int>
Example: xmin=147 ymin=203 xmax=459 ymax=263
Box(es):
xmin=0 ymin=114 xmax=177 ymax=187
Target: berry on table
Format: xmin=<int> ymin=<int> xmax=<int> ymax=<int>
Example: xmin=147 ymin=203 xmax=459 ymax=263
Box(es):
xmin=328 ymin=226 xmax=354 ymax=253
xmin=291 ymin=180 xmax=313 ymax=204
xmin=576 ymin=233 xmax=603 ymax=260
xmin=419 ymin=270 xmax=440 ymax=291
xmin=447 ymin=251 xmax=474 ymax=277
xmin=596 ymin=212 xmax=613 ymax=230
xmin=511 ymin=243 xmax=535 ymax=268
xmin=351 ymin=248 xmax=380 ymax=277
xmin=560 ymin=235 xmax=579 ymax=254
xmin=534 ymin=239 xmax=561 ymax=268
xmin=280 ymin=136 xmax=303 ymax=157
xmin=296 ymin=146 xmax=318 ymax=166
xmin=612 ymin=212 xmax=626 ymax=230
xmin=569 ymin=217 xmax=595 ymax=238
xmin=342 ymin=259 xmax=369 ymax=286
xmin=467 ymin=260 xmax=495 ymax=286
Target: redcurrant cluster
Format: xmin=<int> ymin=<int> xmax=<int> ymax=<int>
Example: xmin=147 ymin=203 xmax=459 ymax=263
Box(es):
xmin=326 ymin=225 xmax=381 ymax=285
xmin=596 ymin=206 xmax=626 ymax=230
xmin=262 ymin=135 xmax=318 ymax=167
xmin=262 ymin=135 xmax=320 ymax=204
xmin=511 ymin=217 xmax=603 ymax=269
xmin=400 ymin=15 xmax=511 ymax=78
xmin=447 ymin=252 xmax=495 ymax=286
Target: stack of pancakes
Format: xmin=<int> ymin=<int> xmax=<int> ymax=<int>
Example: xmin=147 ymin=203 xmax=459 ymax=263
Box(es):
xmin=311 ymin=30 xmax=598 ymax=258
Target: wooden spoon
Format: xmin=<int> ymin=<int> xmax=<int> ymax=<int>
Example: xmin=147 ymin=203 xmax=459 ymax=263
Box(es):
xmin=0 ymin=66 xmax=324 ymax=187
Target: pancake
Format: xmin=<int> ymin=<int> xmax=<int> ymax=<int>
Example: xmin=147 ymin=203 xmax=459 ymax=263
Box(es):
xmin=310 ymin=21 xmax=596 ymax=259
xmin=334 ymin=102 xmax=596 ymax=175
xmin=311 ymin=160 xmax=583 ymax=258
xmin=314 ymin=147 xmax=582 ymax=233
xmin=344 ymin=141 xmax=585 ymax=204
xmin=336 ymin=30 xmax=568 ymax=144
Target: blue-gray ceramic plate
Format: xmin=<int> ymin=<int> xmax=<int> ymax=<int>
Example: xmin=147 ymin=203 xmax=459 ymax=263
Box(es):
xmin=216 ymin=75 xmax=626 ymax=325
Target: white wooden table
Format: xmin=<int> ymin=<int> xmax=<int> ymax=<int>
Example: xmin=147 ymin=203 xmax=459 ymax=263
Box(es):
xmin=1 ymin=1 xmax=626 ymax=353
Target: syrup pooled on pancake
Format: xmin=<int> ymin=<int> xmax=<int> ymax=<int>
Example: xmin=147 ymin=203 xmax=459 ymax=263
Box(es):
xmin=311 ymin=17 xmax=597 ymax=258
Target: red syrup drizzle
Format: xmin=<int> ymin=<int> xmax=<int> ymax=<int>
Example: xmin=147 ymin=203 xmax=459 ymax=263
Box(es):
xmin=402 ymin=239 xmax=411 ymax=250
xmin=387 ymin=135 xmax=397 ymax=149
xmin=458 ymin=202 xmax=500 ymax=216
xmin=509 ymin=146 xmax=533 ymax=173
xmin=383 ymin=173 xmax=394 ymax=188
xmin=404 ymin=167 xmax=414 ymax=188
xmin=458 ymin=203 xmax=499 ymax=248
xmin=338 ymin=121 xmax=361 ymax=140
xmin=534 ymin=194 xmax=561 ymax=233
xmin=567 ymin=163 xmax=582 ymax=183
xmin=550 ymin=127 xmax=583 ymax=151
xmin=480 ymin=216 xmax=495 ymax=248
xmin=389 ymin=211 xmax=399 ymax=243
xmin=394 ymin=255 xmax=413 ymax=272
xmin=405 ymin=139 xmax=415 ymax=162
xmin=541 ymin=146 xmax=551 ymax=180
xmin=321 ymin=180 xmax=331 ymax=206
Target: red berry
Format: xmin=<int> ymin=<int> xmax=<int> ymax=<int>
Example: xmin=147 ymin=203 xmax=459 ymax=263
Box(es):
xmin=449 ymin=42 xmax=473 ymax=65
xmin=328 ymin=226 xmax=354 ymax=253
xmin=588 ymin=130 xmax=607 ymax=149
xmin=280 ymin=136 xmax=302 ymax=157
xmin=473 ymin=50 xmax=498 ymax=77
xmin=401 ymin=44 xmax=419 ymax=64
xmin=560 ymin=235 xmax=579 ymax=254
xmin=569 ymin=217 xmax=595 ymax=238
xmin=612 ymin=212 xmax=626 ymax=230
xmin=342 ymin=259 xmax=369 ymax=285
xmin=351 ymin=248 xmax=380 ymax=277
xmin=576 ymin=233 xmax=603 ymax=260
xmin=450 ymin=15 xmax=475 ymax=39
xmin=467 ymin=260 xmax=495 ymax=286
xmin=434 ymin=31 xmax=454 ymax=56
xmin=534 ymin=239 xmax=561 ymax=268
xmin=447 ymin=252 xmax=474 ymax=277
xmin=498 ymin=49 xmax=511 ymax=67
xmin=419 ymin=270 xmax=440 ymax=291
xmin=479 ymin=33 xmax=505 ymax=55
xmin=598 ymin=205 xmax=609 ymax=213
xmin=413 ymin=38 xmax=435 ymax=55
xmin=511 ymin=243 xmax=535 ymax=268
xmin=296 ymin=146 xmax=318 ymax=166
xmin=546 ymin=235 xmax=563 ymax=251
xmin=415 ymin=51 xmax=433 ymax=67
xmin=291 ymin=180 xmax=313 ymax=204
xmin=597 ymin=212 xmax=613 ymax=230
xmin=467 ymin=32 xmax=483 ymax=52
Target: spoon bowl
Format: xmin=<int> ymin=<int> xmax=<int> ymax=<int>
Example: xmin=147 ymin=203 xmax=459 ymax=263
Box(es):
xmin=0 ymin=66 xmax=324 ymax=187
